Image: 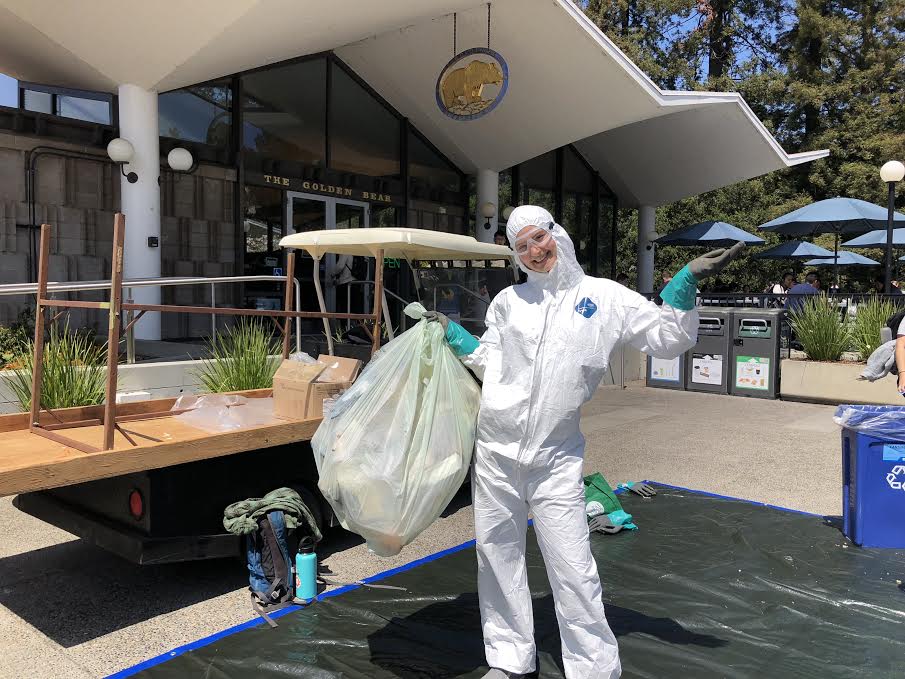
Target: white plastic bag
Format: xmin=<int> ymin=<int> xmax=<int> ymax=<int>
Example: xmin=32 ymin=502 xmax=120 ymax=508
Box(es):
xmin=312 ymin=302 xmax=481 ymax=556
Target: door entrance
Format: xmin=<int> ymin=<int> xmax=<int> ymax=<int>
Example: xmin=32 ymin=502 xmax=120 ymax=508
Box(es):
xmin=285 ymin=192 xmax=370 ymax=322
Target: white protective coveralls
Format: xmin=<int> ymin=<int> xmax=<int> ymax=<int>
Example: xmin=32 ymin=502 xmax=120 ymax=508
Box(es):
xmin=459 ymin=205 xmax=698 ymax=678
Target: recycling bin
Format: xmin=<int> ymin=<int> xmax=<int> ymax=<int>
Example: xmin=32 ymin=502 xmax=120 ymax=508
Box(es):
xmin=686 ymin=309 xmax=732 ymax=395
xmin=645 ymin=352 xmax=685 ymax=391
xmin=729 ymin=309 xmax=783 ymax=399
xmin=840 ymin=405 xmax=905 ymax=548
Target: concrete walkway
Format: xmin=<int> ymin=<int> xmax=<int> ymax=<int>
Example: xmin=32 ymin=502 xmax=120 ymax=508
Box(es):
xmin=0 ymin=386 xmax=842 ymax=678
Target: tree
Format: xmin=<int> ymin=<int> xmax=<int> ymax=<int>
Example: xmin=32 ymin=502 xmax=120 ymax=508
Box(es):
xmin=581 ymin=0 xmax=905 ymax=293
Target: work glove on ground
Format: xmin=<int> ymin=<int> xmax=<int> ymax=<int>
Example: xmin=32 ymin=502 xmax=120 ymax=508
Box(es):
xmin=687 ymin=241 xmax=746 ymax=280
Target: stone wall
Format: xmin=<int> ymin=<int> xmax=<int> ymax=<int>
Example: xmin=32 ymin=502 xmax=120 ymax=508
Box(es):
xmin=0 ymin=131 xmax=238 ymax=339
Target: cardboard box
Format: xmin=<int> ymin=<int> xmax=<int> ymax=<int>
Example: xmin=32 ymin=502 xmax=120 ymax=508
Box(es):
xmin=272 ymin=361 xmax=325 ymax=420
xmin=272 ymin=356 xmax=361 ymax=420
xmin=315 ymin=355 xmax=362 ymax=383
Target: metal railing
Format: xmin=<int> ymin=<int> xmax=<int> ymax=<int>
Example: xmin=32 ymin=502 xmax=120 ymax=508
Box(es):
xmin=0 ymin=275 xmax=302 ymax=363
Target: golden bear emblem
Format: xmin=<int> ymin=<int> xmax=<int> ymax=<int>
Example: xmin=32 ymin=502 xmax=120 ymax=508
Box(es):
xmin=441 ymin=59 xmax=504 ymax=114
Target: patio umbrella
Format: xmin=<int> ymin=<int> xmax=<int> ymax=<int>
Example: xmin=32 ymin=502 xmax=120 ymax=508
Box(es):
xmin=759 ymin=197 xmax=905 ymax=285
xmin=804 ymin=251 xmax=879 ymax=266
xmin=843 ymin=228 xmax=905 ymax=248
xmin=654 ymin=221 xmax=765 ymax=247
xmin=753 ymin=241 xmax=835 ymax=260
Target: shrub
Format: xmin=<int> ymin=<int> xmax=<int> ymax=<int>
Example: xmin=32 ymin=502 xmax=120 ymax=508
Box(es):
xmin=789 ymin=295 xmax=851 ymax=362
xmin=8 ymin=324 xmax=108 ymax=411
xmin=0 ymin=325 xmax=27 ymax=368
xmin=851 ymin=296 xmax=898 ymax=361
xmin=194 ymin=321 xmax=280 ymax=393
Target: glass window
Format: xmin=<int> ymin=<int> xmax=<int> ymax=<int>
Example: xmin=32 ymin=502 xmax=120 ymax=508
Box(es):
xmin=159 ymin=82 xmax=231 ymax=146
xmin=409 ymin=130 xmax=461 ymax=202
xmin=0 ymin=74 xmax=16 ymax=107
xmin=57 ymin=95 xmax=110 ymax=124
xmin=329 ymin=62 xmax=400 ymax=178
xmin=242 ymin=58 xmax=327 ymax=165
xmin=23 ymin=89 xmax=51 ymax=114
xmin=518 ymin=151 xmax=555 ymax=214
xmin=243 ymin=186 xmax=283 ymax=275
xmin=563 ymin=147 xmax=594 ymax=272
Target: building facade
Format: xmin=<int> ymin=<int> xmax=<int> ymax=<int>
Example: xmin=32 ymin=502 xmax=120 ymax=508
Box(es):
xmin=0 ymin=52 xmax=619 ymax=338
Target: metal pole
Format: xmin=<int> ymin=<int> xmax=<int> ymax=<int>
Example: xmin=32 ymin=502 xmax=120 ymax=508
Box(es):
xmin=886 ymin=181 xmax=896 ymax=294
xmin=210 ymin=282 xmax=217 ymax=347
xmin=125 ymin=288 xmax=135 ymax=364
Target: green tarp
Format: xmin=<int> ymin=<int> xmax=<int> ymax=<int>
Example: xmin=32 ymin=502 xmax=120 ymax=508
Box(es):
xmin=129 ymin=484 xmax=905 ymax=678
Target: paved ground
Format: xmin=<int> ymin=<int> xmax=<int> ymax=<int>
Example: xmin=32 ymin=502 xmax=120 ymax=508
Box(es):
xmin=0 ymin=386 xmax=842 ymax=678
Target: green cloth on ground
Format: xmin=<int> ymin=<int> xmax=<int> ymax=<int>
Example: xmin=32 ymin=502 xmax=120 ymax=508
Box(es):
xmin=584 ymin=472 xmax=637 ymax=530
xmin=223 ymin=486 xmax=322 ymax=541
xmin=583 ymin=472 xmax=623 ymax=516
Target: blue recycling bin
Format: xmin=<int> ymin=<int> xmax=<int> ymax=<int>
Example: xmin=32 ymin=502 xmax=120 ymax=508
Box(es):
xmin=839 ymin=405 xmax=905 ymax=548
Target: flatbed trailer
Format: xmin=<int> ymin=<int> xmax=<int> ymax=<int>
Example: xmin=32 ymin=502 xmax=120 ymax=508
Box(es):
xmin=3 ymin=216 xmax=514 ymax=563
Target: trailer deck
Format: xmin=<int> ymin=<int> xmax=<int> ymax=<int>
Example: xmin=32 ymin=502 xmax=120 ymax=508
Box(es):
xmin=0 ymin=391 xmax=319 ymax=497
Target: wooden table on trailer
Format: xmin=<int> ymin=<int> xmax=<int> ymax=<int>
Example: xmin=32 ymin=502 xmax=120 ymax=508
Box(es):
xmin=0 ymin=392 xmax=320 ymax=497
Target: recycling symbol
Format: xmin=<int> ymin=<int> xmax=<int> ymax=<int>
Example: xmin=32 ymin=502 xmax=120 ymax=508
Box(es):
xmin=886 ymin=465 xmax=905 ymax=491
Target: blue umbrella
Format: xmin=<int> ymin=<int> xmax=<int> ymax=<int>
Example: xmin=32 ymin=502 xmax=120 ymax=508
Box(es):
xmin=804 ymin=250 xmax=880 ymax=266
xmin=753 ymin=241 xmax=835 ymax=260
xmin=760 ymin=197 xmax=905 ymax=285
xmin=655 ymin=221 xmax=764 ymax=247
xmin=843 ymin=228 xmax=905 ymax=248
xmin=759 ymin=197 xmax=905 ymax=236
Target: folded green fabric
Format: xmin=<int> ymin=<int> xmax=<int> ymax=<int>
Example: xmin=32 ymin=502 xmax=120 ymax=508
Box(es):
xmin=583 ymin=472 xmax=624 ymax=517
xmin=223 ymin=486 xmax=322 ymax=541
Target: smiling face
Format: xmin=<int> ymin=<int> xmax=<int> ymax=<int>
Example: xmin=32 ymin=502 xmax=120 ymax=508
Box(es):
xmin=515 ymin=225 xmax=558 ymax=273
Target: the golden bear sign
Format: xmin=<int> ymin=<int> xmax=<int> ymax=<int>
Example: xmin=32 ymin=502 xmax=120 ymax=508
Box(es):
xmin=436 ymin=47 xmax=508 ymax=121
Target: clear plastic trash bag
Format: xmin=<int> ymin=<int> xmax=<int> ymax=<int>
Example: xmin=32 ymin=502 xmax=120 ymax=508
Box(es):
xmin=833 ymin=405 xmax=905 ymax=442
xmin=312 ymin=302 xmax=482 ymax=556
xmin=171 ymin=393 xmax=277 ymax=433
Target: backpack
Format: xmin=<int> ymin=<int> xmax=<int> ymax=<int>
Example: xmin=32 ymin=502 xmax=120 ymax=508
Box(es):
xmin=246 ymin=510 xmax=297 ymax=622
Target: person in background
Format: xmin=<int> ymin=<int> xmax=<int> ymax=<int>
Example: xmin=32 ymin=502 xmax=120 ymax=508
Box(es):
xmin=768 ymin=271 xmax=795 ymax=307
xmin=785 ymin=271 xmax=821 ymax=312
xmin=493 ymin=230 xmax=508 ymax=247
xmin=873 ymin=276 xmax=905 ymax=295
xmin=653 ymin=274 xmax=672 ymax=305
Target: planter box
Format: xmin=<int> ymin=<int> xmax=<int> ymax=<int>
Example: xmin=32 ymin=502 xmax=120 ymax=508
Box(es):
xmin=780 ymin=359 xmax=904 ymax=405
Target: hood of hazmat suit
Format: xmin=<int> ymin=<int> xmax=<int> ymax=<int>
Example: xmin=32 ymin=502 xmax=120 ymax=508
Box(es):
xmin=452 ymin=205 xmax=699 ymax=678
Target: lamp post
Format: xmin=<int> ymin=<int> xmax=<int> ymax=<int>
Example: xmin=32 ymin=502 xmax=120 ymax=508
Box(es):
xmin=880 ymin=161 xmax=905 ymax=294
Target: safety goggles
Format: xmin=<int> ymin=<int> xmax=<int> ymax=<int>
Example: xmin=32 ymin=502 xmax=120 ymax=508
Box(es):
xmin=514 ymin=228 xmax=553 ymax=255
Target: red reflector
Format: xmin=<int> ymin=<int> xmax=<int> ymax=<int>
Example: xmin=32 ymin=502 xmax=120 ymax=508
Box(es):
xmin=128 ymin=489 xmax=144 ymax=520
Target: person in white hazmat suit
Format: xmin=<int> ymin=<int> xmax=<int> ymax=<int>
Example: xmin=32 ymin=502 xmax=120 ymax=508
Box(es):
xmin=426 ymin=205 xmax=744 ymax=679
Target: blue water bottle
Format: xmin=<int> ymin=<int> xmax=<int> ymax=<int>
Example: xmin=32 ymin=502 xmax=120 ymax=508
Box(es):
xmin=295 ymin=537 xmax=317 ymax=601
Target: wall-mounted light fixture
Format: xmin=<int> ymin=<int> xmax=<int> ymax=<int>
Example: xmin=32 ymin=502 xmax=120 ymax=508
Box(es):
xmin=106 ymin=138 xmax=137 ymax=183
xmin=481 ymin=201 xmax=496 ymax=230
xmin=501 ymin=206 xmax=514 ymax=221
xmin=106 ymin=138 xmax=196 ymax=184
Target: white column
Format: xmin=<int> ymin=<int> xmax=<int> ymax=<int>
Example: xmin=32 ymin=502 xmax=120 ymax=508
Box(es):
xmin=118 ymin=84 xmax=161 ymax=340
xmin=637 ymin=205 xmax=656 ymax=294
xmin=475 ymin=169 xmax=499 ymax=243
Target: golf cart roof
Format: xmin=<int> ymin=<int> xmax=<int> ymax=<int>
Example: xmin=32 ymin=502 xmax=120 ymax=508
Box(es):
xmin=278 ymin=228 xmax=513 ymax=261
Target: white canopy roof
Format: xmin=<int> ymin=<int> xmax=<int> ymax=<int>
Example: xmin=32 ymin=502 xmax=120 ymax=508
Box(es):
xmin=0 ymin=0 xmax=826 ymax=207
xmin=279 ymin=227 xmax=514 ymax=261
